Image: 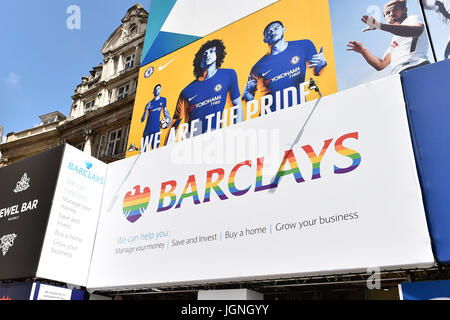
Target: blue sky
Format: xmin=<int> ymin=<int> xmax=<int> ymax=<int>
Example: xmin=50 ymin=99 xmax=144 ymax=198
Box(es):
xmin=0 ymin=0 xmax=150 ymax=140
xmin=328 ymin=0 xmax=445 ymax=91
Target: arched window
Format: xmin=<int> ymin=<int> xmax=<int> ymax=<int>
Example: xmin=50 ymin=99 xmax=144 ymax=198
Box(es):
xmin=129 ymin=24 xmax=137 ymax=35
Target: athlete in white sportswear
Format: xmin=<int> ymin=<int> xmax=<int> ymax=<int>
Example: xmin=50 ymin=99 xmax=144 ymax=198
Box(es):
xmin=347 ymin=0 xmax=431 ymax=74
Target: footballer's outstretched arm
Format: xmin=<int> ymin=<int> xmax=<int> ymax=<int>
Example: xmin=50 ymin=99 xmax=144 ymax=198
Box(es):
xmin=347 ymin=41 xmax=391 ymax=71
xmin=380 ymin=22 xmax=424 ymax=37
xmin=362 ymin=15 xmax=424 ymax=37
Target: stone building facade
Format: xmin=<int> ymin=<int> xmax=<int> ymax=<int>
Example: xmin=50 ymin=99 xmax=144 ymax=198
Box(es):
xmin=0 ymin=4 xmax=148 ymax=166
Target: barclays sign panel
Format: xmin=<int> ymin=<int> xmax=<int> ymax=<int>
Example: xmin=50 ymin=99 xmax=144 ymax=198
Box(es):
xmin=0 ymin=144 xmax=107 ymax=287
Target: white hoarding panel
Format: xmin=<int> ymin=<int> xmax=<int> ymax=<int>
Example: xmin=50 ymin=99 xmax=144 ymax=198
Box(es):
xmin=161 ymin=0 xmax=280 ymax=37
xmin=87 ymin=75 xmax=434 ymax=290
xmin=141 ymin=0 xmax=280 ymax=65
xmin=37 ymin=145 xmax=107 ymax=287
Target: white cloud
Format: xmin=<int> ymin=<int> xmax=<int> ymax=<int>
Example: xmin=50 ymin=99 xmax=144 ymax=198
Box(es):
xmin=4 ymin=72 xmax=20 ymax=86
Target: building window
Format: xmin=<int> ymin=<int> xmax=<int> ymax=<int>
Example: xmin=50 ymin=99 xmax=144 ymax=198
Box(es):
xmin=76 ymin=143 xmax=85 ymax=151
xmin=123 ymin=125 xmax=130 ymax=153
xmin=84 ymin=99 xmax=95 ymax=112
xmin=133 ymin=78 xmax=138 ymax=93
xmin=106 ymin=129 xmax=122 ymax=156
xmin=124 ymin=54 xmax=135 ymax=70
xmin=97 ymin=135 xmax=104 ymax=159
xmin=116 ymin=85 xmax=129 ymax=101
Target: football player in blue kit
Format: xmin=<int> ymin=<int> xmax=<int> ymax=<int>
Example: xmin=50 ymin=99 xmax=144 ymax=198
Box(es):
xmin=141 ymin=84 xmax=171 ymax=148
xmin=242 ymin=21 xmax=328 ymax=113
xmin=166 ymin=39 xmax=243 ymax=140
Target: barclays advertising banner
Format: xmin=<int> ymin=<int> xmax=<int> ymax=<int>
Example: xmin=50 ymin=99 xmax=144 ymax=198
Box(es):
xmin=87 ymin=75 xmax=434 ymax=290
xmin=37 ymin=144 xmax=107 ymax=287
xmin=401 ymin=59 xmax=450 ymax=265
xmin=0 ymin=144 xmax=107 ymax=286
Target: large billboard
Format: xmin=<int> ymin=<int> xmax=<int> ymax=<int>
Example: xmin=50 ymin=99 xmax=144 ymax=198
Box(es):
xmin=127 ymin=0 xmax=338 ymax=156
xmin=87 ymin=75 xmax=434 ymax=290
xmin=129 ymin=0 xmax=437 ymax=157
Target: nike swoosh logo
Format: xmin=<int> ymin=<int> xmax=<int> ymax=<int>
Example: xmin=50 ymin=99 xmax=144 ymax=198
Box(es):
xmin=262 ymin=70 xmax=272 ymax=77
xmin=188 ymin=95 xmax=197 ymax=102
xmin=158 ymin=57 xmax=176 ymax=71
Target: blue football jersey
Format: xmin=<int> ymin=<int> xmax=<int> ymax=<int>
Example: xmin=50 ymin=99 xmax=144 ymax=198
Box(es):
xmin=174 ymin=68 xmax=240 ymax=134
xmin=143 ymin=97 xmax=168 ymax=135
xmin=249 ymin=40 xmax=318 ymax=111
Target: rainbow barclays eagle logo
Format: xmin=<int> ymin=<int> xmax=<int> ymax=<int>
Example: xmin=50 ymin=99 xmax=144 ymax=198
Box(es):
xmin=122 ymin=185 xmax=151 ymax=223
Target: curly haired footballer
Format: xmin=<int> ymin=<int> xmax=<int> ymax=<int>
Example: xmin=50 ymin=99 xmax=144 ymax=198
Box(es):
xmin=193 ymin=39 xmax=227 ymax=79
xmin=163 ymin=38 xmax=243 ymax=141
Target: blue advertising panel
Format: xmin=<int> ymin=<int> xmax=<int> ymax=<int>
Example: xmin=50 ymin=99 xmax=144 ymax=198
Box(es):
xmin=0 ymin=282 xmax=88 ymax=300
xmin=0 ymin=283 xmax=33 ymax=300
xmin=30 ymin=282 xmax=88 ymax=301
xmin=400 ymin=280 xmax=450 ymax=300
xmin=401 ymin=59 xmax=450 ymax=265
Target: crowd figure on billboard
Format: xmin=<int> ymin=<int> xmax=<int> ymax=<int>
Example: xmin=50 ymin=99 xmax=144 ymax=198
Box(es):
xmin=347 ymin=0 xmax=431 ymax=74
xmin=164 ymin=39 xmax=243 ymax=139
xmin=141 ymin=84 xmax=171 ymax=150
xmin=243 ymin=20 xmax=327 ymax=113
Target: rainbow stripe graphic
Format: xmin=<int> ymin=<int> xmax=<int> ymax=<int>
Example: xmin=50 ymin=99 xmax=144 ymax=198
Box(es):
xmin=204 ymin=168 xmax=228 ymax=202
xmin=122 ymin=185 xmax=151 ymax=223
xmin=271 ymin=150 xmax=304 ymax=186
xmin=157 ymin=180 xmax=177 ymax=212
xmin=228 ymin=160 xmax=252 ymax=196
xmin=176 ymin=175 xmax=201 ymax=209
xmin=124 ymin=132 xmax=362 ymax=217
xmin=255 ymin=157 xmax=275 ymax=191
xmin=302 ymin=139 xmax=333 ymax=180
xmin=334 ymin=132 xmax=361 ymax=174
xmin=255 ymin=151 xmax=304 ymax=192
